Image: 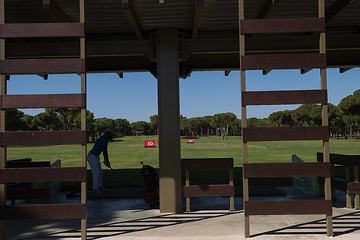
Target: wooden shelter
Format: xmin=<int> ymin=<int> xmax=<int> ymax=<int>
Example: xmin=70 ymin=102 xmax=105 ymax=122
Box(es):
xmin=0 ymin=0 xmax=360 ymax=239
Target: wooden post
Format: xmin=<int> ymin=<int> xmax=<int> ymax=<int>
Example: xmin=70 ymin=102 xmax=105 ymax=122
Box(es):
xmin=319 ymin=0 xmax=333 ymax=236
xmin=239 ymin=0 xmax=249 ymax=237
xmin=354 ymin=166 xmax=359 ymax=209
xmin=229 ymin=168 xmax=235 ymax=211
xmin=186 ymin=170 xmax=190 ymax=212
xmin=345 ymin=166 xmax=352 ymax=208
xmin=157 ymin=27 xmax=182 ymax=213
xmin=80 ymin=0 xmax=87 ymax=239
xmin=331 ymin=163 xmax=336 ymax=202
xmin=0 ymin=0 xmax=6 ymax=239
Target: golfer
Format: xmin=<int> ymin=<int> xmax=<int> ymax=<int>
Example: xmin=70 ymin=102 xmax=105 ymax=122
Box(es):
xmin=87 ymin=128 xmax=116 ymax=196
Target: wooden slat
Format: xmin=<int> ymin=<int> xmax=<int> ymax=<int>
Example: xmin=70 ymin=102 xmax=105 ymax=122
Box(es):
xmin=181 ymin=158 xmax=233 ymax=170
xmin=332 ymin=178 xmax=348 ymax=191
xmin=241 ymin=54 xmax=326 ymax=70
xmin=0 ymin=94 xmax=86 ymax=109
xmin=7 ymin=161 xmax=50 ymax=168
xmin=0 ymin=167 xmax=86 ymax=183
xmin=1 ymin=58 xmax=85 ymax=74
xmin=182 ymin=185 xmax=234 ymax=197
xmin=318 ymin=177 xmax=348 ymax=192
xmin=241 ymin=17 xmax=325 ymax=34
xmin=243 ymin=126 xmax=329 ymax=142
xmin=0 ymin=204 xmax=86 ymax=219
xmin=7 ymin=158 xmax=32 ymax=164
xmin=245 ymin=200 xmax=332 ymax=216
xmin=7 ymin=188 xmax=49 ymax=200
xmin=347 ymin=182 xmax=360 ymax=194
xmin=317 ymin=153 xmax=360 ymax=166
xmin=0 ymin=23 xmax=84 ymax=38
xmin=242 ymin=90 xmax=327 ymax=106
xmin=0 ymin=130 xmax=86 ymax=146
xmin=244 ymin=162 xmax=330 ymax=178
xmin=331 ymin=154 xmax=360 ymax=166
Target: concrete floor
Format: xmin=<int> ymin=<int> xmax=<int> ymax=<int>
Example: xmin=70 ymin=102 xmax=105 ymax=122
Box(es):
xmin=5 ymin=187 xmax=360 ymax=240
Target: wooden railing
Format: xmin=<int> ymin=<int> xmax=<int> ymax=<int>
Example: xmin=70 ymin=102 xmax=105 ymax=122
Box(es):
xmin=318 ymin=153 xmax=360 ymax=209
xmin=181 ymin=158 xmax=235 ymax=212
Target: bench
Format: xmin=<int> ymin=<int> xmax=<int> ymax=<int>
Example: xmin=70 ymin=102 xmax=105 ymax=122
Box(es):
xmin=317 ymin=153 xmax=360 ymax=209
xmin=181 ymin=158 xmax=235 ymax=211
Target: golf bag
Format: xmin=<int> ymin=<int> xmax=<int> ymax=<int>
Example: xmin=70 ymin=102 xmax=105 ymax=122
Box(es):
xmin=140 ymin=162 xmax=159 ymax=208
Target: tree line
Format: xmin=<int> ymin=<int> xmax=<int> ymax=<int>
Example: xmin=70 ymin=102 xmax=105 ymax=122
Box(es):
xmin=5 ymin=89 xmax=360 ymax=140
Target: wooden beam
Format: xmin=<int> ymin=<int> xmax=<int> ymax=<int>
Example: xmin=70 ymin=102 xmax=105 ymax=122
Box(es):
xmin=247 ymin=0 xmax=280 ymax=38
xmin=318 ymin=153 xmax=360 ymax=166
xmin=241 ymin=18 xmax=325 ymax=34
xmin=122 ymin=0 xmax=144 ymax=40
xmin=181 ymin=68 xmax=192 ymax=79
xmin=181 ymin=158 xmax=233 ymax=170
xmin=245 ymin=200 xmax=332 ymax=216
xmin=37 ymin=74 xmax=48 ymax=80
xmin=340 ymin=67 xmax=353 ymax=73
xmin=0 ymin=94 xmax=86 ymax=109
xmin=183 ymin=185 xmax=234 ymax=197
xmin=0 ymin=167 xmax=86 ymax=183
xmin=301 ymin=68 xmax=313 ymax=74
xmin=242 ymin=90 xmax=327 ymax=106
xmin=243 ymin=162 xmax=331 ymax=178
xmin=256 ymin=0 xmax=280 ymax=19
xmin=241 ymin=53 xmax=327 ymax=70
xmin=43 ymin=0 xmax=75 ymax=22
xmin=117 ymin=72 xmax=124 ymax=78
xmin=1 ymin=23 xmax=84 ymax=38
xmin=192 ymin=0 xmax=203 ymax=40
xmin=326 ymin=0 xmax=360 ymax=24
xmin=0 ymin=130 xmax=86 ymax=146
xmin=243 ymin=126 xmax=329 ymax=142
xmin=262 ymin=69 xmax=271 ymax=75
xmin=1 ymin=59 xmax=85 ymax=74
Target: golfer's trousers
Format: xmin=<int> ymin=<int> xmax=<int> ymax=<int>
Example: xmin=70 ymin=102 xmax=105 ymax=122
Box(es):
xmin=87 ymin=153 xmax=103 ymax=190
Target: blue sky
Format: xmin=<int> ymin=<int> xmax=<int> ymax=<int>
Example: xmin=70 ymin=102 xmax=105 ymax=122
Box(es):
xmin=6 ymin=68 xmax=359 ymax=123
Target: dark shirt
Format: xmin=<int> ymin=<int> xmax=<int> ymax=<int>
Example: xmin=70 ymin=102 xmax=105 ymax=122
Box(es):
xmin=90 ymin=134 xmax=109 ymax=157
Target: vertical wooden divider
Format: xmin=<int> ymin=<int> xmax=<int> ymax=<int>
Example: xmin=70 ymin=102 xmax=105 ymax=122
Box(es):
xmin=354 ymin=166 xmax=360 ymax=209
xmin=80 ymin=0 xmax=87 ymax=239
xmin=229 ymin=168 xmax=234 ymax=211
xmin=319 ymin=0 xmax=333 ymax=236
xmin=240 ymin=0 xmax=332 ymax=237
xmin=239 ymin=0 xmax=250 ymax=237
xmin=185 ymin=170 xmax=190 ymax=212
xmin=0 ymin=0 xmax=6 ymax=239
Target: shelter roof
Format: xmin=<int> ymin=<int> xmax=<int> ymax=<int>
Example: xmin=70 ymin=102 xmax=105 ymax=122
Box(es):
xmin=4 ymin=0 xmax=360 ymax=77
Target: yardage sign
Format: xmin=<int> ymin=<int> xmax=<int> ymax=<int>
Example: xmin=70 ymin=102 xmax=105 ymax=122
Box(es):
xmin=144 ymin=140 xmax=157 ymax=148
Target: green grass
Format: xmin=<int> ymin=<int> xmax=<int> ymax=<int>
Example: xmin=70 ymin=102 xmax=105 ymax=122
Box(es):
xmin=6 ymin=136 xmax=360 ymax=189
xmin=7 ymin=135 xmax=360 ymax=168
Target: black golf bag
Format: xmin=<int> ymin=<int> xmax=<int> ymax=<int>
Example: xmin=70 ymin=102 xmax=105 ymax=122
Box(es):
xmin=140 ymin=162 xmax=159 ymax=208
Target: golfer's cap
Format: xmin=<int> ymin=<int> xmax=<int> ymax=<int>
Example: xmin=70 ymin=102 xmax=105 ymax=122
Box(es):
xmin=107 ymin=128 xmax=116 ymax=137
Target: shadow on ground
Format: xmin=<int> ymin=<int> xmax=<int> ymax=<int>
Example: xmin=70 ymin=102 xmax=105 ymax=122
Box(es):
xmin=251 ymin=210 xmax=360 ymax=238
xmin=12 ymin=211 xmax=239 ymax=239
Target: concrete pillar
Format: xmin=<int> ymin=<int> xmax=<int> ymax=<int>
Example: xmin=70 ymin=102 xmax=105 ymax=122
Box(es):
xmin=157 ymin=27 xmax=182 ymax=213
